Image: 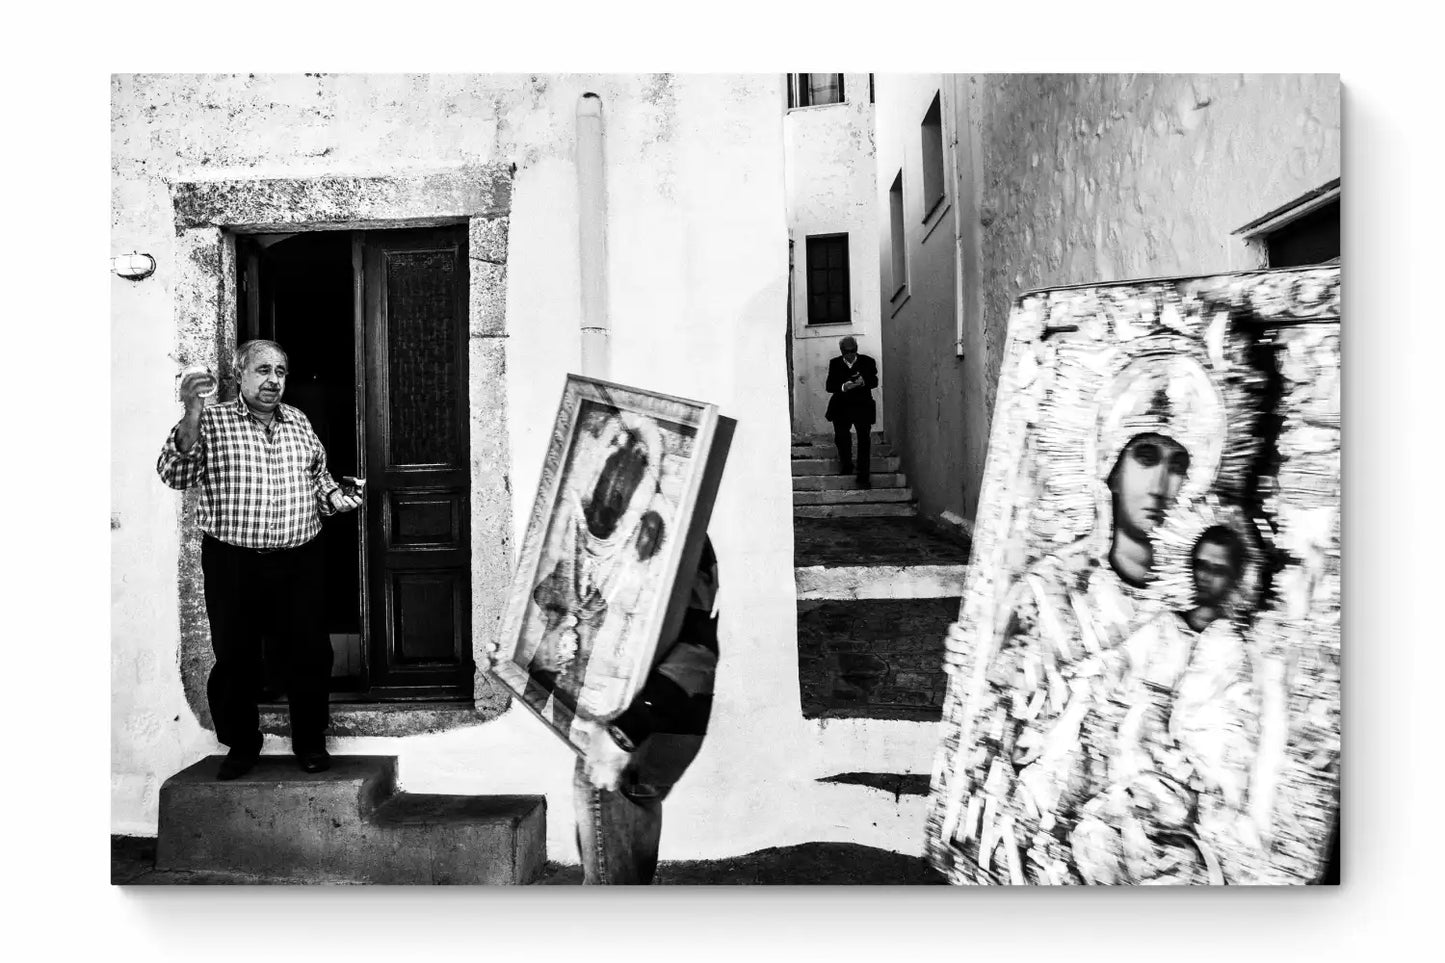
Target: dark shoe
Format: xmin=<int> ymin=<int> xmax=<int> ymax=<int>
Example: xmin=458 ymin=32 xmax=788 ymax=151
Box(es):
xmin=297 ymin=749 xmax=331 ymax=774
xmin=839 ymin=463 xmax=855 ymax=476
xmin=217 ymin=745 xmax=260 ymax=781
xmin=856 ymin=474 xmax=871 ymax=489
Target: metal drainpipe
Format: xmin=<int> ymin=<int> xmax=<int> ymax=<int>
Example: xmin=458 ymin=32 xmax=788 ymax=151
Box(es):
xmin=577 ymin=92 xmax=610 ymax=379
xmin=949 ymin=74 xmax=968 ymax=359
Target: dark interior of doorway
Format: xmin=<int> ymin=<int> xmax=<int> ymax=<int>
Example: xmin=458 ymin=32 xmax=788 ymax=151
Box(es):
xmin=245 ymin=232 xmax=365 ymax=697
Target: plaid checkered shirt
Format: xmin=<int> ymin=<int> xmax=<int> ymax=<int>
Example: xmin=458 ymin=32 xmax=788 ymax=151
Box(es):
xmin=157 ymin=396 xmax=342 ymax=550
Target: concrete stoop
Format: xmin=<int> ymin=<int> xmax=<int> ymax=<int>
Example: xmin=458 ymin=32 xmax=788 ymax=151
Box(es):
xmin=156 ymin=755 xmax=546 ymax=884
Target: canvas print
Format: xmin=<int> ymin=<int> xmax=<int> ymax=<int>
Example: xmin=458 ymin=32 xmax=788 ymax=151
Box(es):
xmin=925 ymin=267 xmax=1340 ymax=885
xmin=490 ymin=376 xmax=733 ymax=754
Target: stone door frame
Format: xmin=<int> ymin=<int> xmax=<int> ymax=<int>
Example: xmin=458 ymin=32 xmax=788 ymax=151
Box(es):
xmin=169 ymin=166 xmax=516 ymax=736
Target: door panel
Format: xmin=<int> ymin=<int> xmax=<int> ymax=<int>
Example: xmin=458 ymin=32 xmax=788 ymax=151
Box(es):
xmin=387 ymin=489 xmax=465 ymax=548
xmin=361 ymin=225 xmax=471 ymax=698
xmin=389 ymin=571 xmax=467 ymax=663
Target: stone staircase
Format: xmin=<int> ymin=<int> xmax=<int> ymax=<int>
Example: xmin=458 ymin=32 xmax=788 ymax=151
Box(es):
xmin=155 ymin=755 xmax=546 ymax=884
xmin=791 ymin=431 xmax=917 ymax=518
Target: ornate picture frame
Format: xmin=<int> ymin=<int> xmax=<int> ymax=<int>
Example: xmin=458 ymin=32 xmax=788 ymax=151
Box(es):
xmin=925 ymin=267 xmax=1341 ymax=885
xmin=489 ymin=375 xmax=734 ymax=755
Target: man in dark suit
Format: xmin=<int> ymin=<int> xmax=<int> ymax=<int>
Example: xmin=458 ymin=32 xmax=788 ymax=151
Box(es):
xmin=824 ymin=336 xmax=879 ymax=488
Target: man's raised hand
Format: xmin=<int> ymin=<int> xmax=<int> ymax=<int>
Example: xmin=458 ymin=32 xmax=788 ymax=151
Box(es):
xmin=180 ymin=370 xmax=218 ymax=413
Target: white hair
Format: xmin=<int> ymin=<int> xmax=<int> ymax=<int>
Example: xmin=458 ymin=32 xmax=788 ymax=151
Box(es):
xmin=233 ymin=339 xmax=289 ymax=375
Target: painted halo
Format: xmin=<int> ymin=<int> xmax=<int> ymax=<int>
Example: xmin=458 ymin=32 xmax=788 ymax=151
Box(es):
xmin=1147 ymin=494 xmax=1266 ymax=619
xmin=1093 ymin=350 xmax=1228 ymax=506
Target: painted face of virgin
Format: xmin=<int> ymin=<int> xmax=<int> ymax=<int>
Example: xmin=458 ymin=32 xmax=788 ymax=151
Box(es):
xmin=238 ymin=346 xmax=287 ymax=414
xmin=584 ymin=431 xmax=649 ymax=539
xmin=1110 ymin=433 xmax=1190 ymax=541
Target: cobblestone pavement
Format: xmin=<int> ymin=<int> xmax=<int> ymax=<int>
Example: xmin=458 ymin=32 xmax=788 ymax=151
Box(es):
xmin=797 ymin=597 xmax=961 ymax=720
xmin=793 ymin=516 xmax=970 ymax=568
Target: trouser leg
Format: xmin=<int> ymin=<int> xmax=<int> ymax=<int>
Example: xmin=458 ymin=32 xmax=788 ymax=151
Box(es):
xmin=833 ymin=420 xmax=854 ymax=474
xmin=573 ymin=756 xmax=665 ymax=885
xmin=201 ymin=536 xmax=263 ymax=752
xmin=270 ymin=537 xmax=333 ymax=751
xmin=855 ymin=421 xmax=871 ymax=480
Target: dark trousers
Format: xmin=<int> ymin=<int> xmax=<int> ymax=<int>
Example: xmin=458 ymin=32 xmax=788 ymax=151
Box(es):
xmin=833 ymin=418 xmax=871 ymax=478
xmin=573 ymin=733 xmax=706 ymax=884
xmin=200 ymin=534 xmax=333 ymax=753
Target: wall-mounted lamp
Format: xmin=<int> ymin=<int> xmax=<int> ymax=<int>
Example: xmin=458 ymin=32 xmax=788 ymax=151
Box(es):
xmin=112 ymin=252 xmax=156 ymax=280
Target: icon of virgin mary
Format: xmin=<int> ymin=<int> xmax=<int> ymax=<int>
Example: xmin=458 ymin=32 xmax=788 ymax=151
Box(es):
xmin=958 ymin=349 xmax=1231 ymax=884
xmin=522 ymin=411 xmax=669 ymax=720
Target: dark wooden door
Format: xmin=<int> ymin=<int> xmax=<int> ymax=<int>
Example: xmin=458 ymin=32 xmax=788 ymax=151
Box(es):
xmin=359 ymin=226 xmax=472 ymax=699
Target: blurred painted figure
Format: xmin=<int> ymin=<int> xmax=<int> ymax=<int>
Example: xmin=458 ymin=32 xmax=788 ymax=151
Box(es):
xmin=525 ymin=412 xmax=666 ymax=711
xmin=963 ymin=354 xmax=1229 ymax=884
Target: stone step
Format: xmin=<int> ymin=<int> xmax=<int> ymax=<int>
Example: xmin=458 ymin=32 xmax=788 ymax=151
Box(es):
xmin=156 ymin=755 xmax=546 ymax=884
xmin=791 ymin=443 xmax=896 ymax=460
xmin=794 ymin=502 xmax=917 ymax=518
xmin=793 ymin=488 xmax=914 ymax=506
xmin=792 ymin=473 xmax=908 ymax=491
xmin=796 ymin=563 xmax=969 ymax=600
xmin=794 ymin=430 xmax=887 ymax=446
xmin=792 ymin=456 xmax=901 ymax=477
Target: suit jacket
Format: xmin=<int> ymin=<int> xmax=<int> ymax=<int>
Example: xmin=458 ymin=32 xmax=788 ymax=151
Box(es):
xmin=824 ymin=353 xmax=878 ymax=425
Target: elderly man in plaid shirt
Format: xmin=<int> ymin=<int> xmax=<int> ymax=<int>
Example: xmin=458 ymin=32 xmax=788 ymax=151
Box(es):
xmin=158 ymin=340 xmax=363 ymax=780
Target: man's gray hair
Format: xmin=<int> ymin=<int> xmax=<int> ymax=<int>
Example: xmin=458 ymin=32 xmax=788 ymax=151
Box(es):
xmin=839 ymin=336 xmax=859 ymax=353
xmin=233 ymin=339 xmax=289 ymax=374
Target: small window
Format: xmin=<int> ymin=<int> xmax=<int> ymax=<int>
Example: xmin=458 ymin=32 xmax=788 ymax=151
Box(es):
xmin=788 ymin=74 xmax=846 ymax=109
xmin=920 ymin=92 xmax=945 ymax=221
xmin=888 ymin=171 xmax=907 ymax=298
xmin=805 ymin=234 xmax=851 ymax=326
xmin=1232 ymin=179 xmax=1340 ymax=269
xmin=869 ymin=73 xmax=875 ymax=104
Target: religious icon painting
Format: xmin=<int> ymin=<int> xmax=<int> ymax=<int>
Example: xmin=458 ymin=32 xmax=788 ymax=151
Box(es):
xmin=490 ymin=375 xmax=734 ymax=755
xmin=925 ymin=266 xmax=1340 ymax=885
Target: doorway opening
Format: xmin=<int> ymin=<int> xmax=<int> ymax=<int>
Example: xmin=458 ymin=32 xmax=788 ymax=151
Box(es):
xmin=236 ymin=224 xmax=473 ymax=702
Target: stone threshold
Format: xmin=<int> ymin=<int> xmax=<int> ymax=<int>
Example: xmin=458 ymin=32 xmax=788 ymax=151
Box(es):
xmin=796 ymin=563 xmax=967 ymax=600
xmin=259 ymin=700 xmax=488 ymax=738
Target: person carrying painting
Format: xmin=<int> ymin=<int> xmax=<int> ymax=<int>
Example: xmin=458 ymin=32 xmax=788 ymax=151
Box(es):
xmin=824 ymin=335 xmax=879 ymax=488
xmin=572 ymin=533 xmax=720 ymax=884
xmin=157 ymin=340 xmax=364 ymax=780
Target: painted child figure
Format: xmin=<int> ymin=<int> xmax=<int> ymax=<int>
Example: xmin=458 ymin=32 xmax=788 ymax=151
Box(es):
xmin=1070 ymin=523 xmax=1270 ymax=884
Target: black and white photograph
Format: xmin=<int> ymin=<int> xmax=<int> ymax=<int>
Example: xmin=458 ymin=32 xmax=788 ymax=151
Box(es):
xmin=101 ymin=71 xmax=1349 ymax=893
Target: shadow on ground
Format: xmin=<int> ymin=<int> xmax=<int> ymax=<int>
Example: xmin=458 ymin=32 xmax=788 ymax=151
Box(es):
xmin=541 ymin=842 xmax=944 ymax=885
xmin=113 ymin=836 xmax=943 ymax=886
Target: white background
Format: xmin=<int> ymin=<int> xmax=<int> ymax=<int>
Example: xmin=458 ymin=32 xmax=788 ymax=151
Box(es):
xmin=9 ymin=2 xmax=1438 ymax=960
